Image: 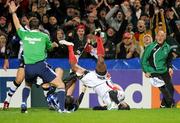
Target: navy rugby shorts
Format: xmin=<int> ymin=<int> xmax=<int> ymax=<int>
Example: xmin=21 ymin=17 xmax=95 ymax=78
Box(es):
xmin=25 ymin=61 xmax=56 ymax=84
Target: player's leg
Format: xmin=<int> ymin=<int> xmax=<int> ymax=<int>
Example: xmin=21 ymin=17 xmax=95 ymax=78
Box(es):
xmin=3 ymin=67 xmax=25 ymax=110
xmin=42 ymin=65 xmax=66 ymax=112
xmin=95 ymin=36 xmax=107 ymax=74
xmin=54 ymin=67 xmax=65 ymax=88
xmin=41 ymin=67 xmax=65 ymax=98
xmin=54 ymin=68 xmax=66 ymax=110
xmin=21 ymin=82 xmax=32 ymax=113
xmin=103 ymin=91 xmax=118 ymax=110
xmin=42 ymin=81 xmax=76 ymax=111
xmin=161 ymin=73 xmax=175 ymax=108
xmin=159 ymin=85 xmax=174 ymax=108
xmin=49 ymin=78 xmax=66 ymax=112
xmin=59 ymin=40 xmax=84 ymax=74
xmin=106 ymin=81 xmax=125 ymax=107
xmin=21 ymin=64 xmax=38 ymax=113
xmin=43 ymin=68 xmax=65 ymax=112
xmin=64 ymin=67 xmax=77 ymax=96
xmin=41 ymin=67 xmax=70 ymax=112
xmin=64 ymin=71 xmax=77 ymax=96
xmin=66 ymin=80 xmax=76 ymax=96
xmin=158 ymin=74 xmax=174 ymax=108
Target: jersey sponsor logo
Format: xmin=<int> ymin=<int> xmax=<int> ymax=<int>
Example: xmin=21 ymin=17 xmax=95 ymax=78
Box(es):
xmin=24 ymin=37 xmax=41 ymax=44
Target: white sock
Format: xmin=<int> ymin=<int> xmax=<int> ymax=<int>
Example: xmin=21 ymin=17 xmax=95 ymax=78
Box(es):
xmin=5 ymin=83 xmax=18 ymax=102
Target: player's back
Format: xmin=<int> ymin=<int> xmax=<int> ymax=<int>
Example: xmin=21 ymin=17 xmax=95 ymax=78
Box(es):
xmin=17 ymin=28 xmax=51 ymax=64
xmin=80 ymin=71 xmax=107 ymax=88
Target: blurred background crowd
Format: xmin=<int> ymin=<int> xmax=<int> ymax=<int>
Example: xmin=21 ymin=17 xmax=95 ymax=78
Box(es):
xmin=0 ymin=0 xmax=180 ymax=59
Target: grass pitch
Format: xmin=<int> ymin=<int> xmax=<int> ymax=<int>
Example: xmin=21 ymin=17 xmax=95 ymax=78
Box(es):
xmin=0 ymin=108 xmax=180 ymax=123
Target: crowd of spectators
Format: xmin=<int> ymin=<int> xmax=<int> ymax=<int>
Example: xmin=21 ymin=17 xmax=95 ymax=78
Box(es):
xmin=0 ymin=0 xmax=180 ymax=59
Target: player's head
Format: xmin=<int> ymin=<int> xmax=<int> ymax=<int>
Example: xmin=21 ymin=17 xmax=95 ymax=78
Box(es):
xmin=65 ymin=96 xmax=75 ymax=110
xmin=29 ymin=17 xmax=40 ymax=30
xmin=155 ymin=30 xmax=166 ymax=45
xmin=118 ymin=102 xmax=130 ymax=110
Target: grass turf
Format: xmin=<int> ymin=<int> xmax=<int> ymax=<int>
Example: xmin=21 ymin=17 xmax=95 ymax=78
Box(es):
xmin=0 ymin=108 xmax=180 ymax=123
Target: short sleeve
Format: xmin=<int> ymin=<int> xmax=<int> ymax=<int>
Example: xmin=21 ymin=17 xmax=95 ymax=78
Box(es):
xmin=17 ymin=27 xmax=28 ymax=41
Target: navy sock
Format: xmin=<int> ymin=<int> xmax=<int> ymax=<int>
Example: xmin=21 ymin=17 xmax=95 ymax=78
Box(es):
xmin=56 ymin=88 xmax=65 ymax=111
xmin=22 ymin=87 xmax=31 ymax=104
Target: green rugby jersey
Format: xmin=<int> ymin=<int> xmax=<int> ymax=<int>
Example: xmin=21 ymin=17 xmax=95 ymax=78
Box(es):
xmin=17 ymin=27 xmax=52 ymax=64
xmin=141 ymin=41 xmax=172 ymax=74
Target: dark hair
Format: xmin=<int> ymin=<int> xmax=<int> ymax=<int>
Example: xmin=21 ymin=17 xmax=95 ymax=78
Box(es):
xmin=118 ymin=103 xmax=130 ymax=110
xmin=29 ymin=17 xmax=40 ymax=30
xmin=65 ymin=96 xmax=74 ymax=110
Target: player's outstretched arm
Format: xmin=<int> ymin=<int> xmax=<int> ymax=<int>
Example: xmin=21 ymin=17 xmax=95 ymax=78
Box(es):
xmin=8 ymin=1 xmax=21 ymax=30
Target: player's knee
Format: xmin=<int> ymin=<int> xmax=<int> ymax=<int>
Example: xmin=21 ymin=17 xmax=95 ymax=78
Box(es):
xmin=55 ymin=68 xmax=64 ymax=79
xmin=15 ymin=77 xmax=24 ymax=84
xmin=55 ymin=79 xmax=65 ymax=88
xmin=16 ymin=74 xmax=24 ymax=84
xmin=55 ymin=67 xmax=63 ymax=74
xmin=16 ymin=69 xmax=25 ymax=84
xmin=50 ymin=78 xmax=64 ymax=89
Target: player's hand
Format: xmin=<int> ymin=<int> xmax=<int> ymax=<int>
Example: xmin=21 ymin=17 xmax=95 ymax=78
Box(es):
xmin=145 ymin=72 xmax=151 ymax=78
xmin=8 ymin=0 xmax=19 ymax=14
xmin=3 ymin=59 xmax=9 ymax=71
xmin=4 ymin=0 xmax=10 ymax=8
xmin=52 ymin=42 xmax=59 ymax=48
xmin=169 ymin=68 xmax=173 ymax=78
xmin=81 ymin=85 xmax=87 ymax=93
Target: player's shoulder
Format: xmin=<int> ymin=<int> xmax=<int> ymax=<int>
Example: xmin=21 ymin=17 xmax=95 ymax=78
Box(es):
xmin=27 ymin=29 xmax=49 ymax=37
xmin=40 ymin=32 xmax=49 ymax=37
xmin=35 ymin=30 xmax=50 ymax=39
xmin=18 ymin=26 xmax=28 ymax=32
